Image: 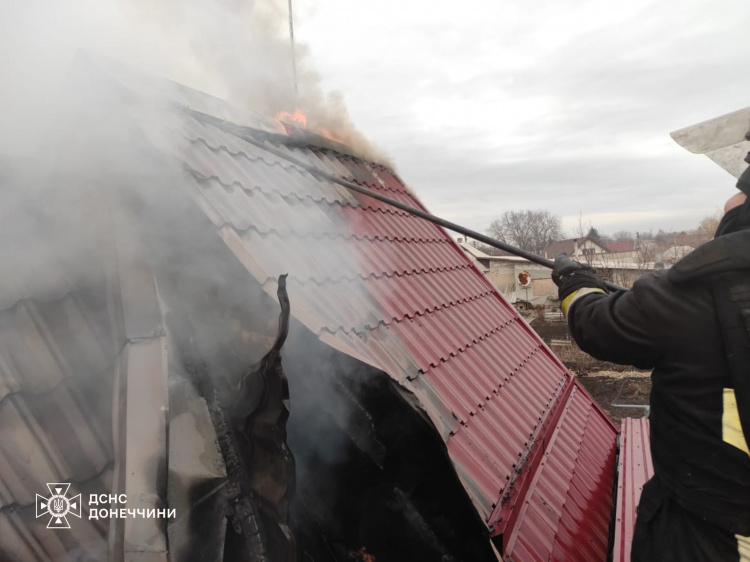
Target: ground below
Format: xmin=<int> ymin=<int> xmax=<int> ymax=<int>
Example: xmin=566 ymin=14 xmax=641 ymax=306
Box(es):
xmin=576 ymin=371 xmax=650 ymax=422
xmin=529 ymin=317 xmax=651 ymax=423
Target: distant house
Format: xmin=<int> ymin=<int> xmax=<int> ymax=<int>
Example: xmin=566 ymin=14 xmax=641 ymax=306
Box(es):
xmin=659 ymin=245 xmax=694 ymax=264
xmin=458 ymin=240 xmax=556 ymax=304
xmin=458 ymin=241 xmax=493 ymax=273
xmin=543 ymin=237 xmax=607 ymax=260
xmin=545 ymin=237 xmax=665 ymax=288
xmin=605 ymin=240 xmax=635 ymax=253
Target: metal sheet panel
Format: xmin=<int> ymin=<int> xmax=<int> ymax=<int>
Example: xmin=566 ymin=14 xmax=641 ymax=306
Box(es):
xmin=504 ymin=382 xmax=618 ymax=562
xmin=0 ymin=291 xmax=115 ymax=561
xmin=613 ymin=418 xmax=653 ymax=562
xmin=167 ymin=377 xmax=227 ymax=562
xmin=110 ymin=338 xmax=169 ymax=562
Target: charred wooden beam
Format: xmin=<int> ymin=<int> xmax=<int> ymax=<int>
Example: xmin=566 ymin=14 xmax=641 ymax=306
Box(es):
xmin=229 ymin=274 xmax=296 ymax=562
xmin=178 ymin=274 xmax=296 ymax=562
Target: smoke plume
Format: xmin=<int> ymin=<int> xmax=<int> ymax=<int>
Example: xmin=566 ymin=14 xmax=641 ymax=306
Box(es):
xmin=0 ymin=0 xmax=388 ymax=165
xmin=0 ymin=3 xmax=396 ymax=559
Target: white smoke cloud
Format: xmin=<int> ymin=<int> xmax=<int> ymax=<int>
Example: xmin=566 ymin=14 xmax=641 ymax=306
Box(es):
xmin=0 ymin=0 xmax=386 ymax=163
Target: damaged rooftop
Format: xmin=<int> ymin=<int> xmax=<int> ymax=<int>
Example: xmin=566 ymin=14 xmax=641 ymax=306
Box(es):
xmin=0 ymin=55 xmax=621 ymax=562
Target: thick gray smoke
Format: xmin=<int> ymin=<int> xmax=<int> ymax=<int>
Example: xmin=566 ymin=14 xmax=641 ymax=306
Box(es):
xmin=0 ymin=0 xmax=388 ymax=164
xmin=0 ymin=2 xmax=390 ymax=560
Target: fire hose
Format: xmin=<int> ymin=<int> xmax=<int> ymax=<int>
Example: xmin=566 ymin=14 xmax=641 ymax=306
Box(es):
xmin=308 ymin=168 xmax=630 ymax=293
xmin=217 ymin=117 xmax=629 ymax=292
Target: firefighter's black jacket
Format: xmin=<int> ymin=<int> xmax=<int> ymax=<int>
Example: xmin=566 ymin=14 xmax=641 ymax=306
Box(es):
xmin=566 ymin=229 xmax=750 ymax=534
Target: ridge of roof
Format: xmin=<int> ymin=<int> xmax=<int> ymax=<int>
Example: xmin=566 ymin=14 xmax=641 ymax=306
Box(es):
xmin=186 ymin=106 xmax=398 ymax=173
xmin=187 ymin=135 xmax=405 ymax=196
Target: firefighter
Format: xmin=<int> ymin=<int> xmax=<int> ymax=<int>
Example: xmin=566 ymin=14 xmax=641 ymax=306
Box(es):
xmin=552 ymin=156 xmax=750 ymax=561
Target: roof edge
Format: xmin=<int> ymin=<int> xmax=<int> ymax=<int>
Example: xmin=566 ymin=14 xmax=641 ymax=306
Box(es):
xmin=183 ymin=106 xmax=396 ymax=173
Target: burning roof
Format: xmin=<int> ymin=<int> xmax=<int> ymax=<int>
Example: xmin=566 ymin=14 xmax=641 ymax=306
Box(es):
xmin=0 ymin=57 xmax=619 ymax=561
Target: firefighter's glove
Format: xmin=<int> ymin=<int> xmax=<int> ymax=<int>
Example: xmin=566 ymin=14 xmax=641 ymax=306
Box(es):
xmin=552 ymin=254 xmax=609 ymax=316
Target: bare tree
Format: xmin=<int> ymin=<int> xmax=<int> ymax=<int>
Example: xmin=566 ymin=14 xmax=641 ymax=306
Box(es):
xmin=612 ymin=230 xmax=634 ymax=242
xmin=638 ymin=230 xmax=655 ymax=241
xmin=572 ymin=212 xmax=591 ymax=239
xmin=592 ymin=249 xmax=652 ymax=289
xmin=695 ymin=213 xmax=721 ymax=245
xmin=487 ymin=210 xmax=563 ymax=255
xmin=634 ymin=231 xmax=657 ymax=267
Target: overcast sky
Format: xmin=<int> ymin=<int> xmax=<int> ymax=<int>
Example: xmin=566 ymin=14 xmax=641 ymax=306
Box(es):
xmin=294 ymin=0 xmax=750 ymax=235
xmin=2 ymin=1 xmax=749 ymax=238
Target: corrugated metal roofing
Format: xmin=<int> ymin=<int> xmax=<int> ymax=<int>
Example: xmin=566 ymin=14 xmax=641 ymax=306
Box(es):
xmin=613 ymin=417 xmax=653 ymax=562
xmin=138 ymin=104 xmax=620 ymax=556
xmin=504 ymin=382 xmax=618 ymax=561
xmin=0 ymin=292 xmax=114 ymax=561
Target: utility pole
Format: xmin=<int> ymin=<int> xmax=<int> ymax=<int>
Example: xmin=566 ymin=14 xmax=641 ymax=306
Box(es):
xmin=288 ymin=0 xmax=299 ymax=98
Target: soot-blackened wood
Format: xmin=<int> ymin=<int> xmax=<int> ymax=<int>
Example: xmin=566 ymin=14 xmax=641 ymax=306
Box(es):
xmin=231 ymin=274 xmax=296 ymax=562
xmin=185 ymin=358 xmax=268 ymax=562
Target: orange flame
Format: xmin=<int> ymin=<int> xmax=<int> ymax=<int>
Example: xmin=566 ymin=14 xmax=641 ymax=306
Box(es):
xmin=276 ymin=109 xmax=347 ymax=145
xmin=347 ymin=547 xmax=376 ymax=562
xmin=276 ymin=108 xmax=307 ymax=128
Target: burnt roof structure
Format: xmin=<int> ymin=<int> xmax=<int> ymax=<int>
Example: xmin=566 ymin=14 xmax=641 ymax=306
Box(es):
xmin=0 ymin=55 xmax=620 ymax=561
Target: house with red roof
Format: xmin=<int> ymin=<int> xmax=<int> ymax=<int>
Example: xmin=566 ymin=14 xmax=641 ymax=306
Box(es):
xmin=458 ymin=240 xmax=557 ymax=305
xmin=605 ymin=240 xmax=635 ymax=253
xmin=543 ymin=237 xmax=608 ymax=261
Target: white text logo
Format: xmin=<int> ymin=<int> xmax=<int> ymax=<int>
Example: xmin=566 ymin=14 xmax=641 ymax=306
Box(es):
xmin=36 ymin=483 xmax=82 ymax=529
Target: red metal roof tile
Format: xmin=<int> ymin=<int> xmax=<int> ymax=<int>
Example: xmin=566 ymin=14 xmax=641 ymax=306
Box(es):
xmin=504 ymin=382 xmax=618 ymax=561
xmin=613 ymin=417 xmax=653 ymax=562
xmin=338 ymin=159 xmax=383 ymax=189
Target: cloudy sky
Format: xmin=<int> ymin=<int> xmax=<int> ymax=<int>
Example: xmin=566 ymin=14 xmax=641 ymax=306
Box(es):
xmin=294 ymin=0 xmax=750 ymax=235
xmin=2 ymin=0 xmax=749 ymax=237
